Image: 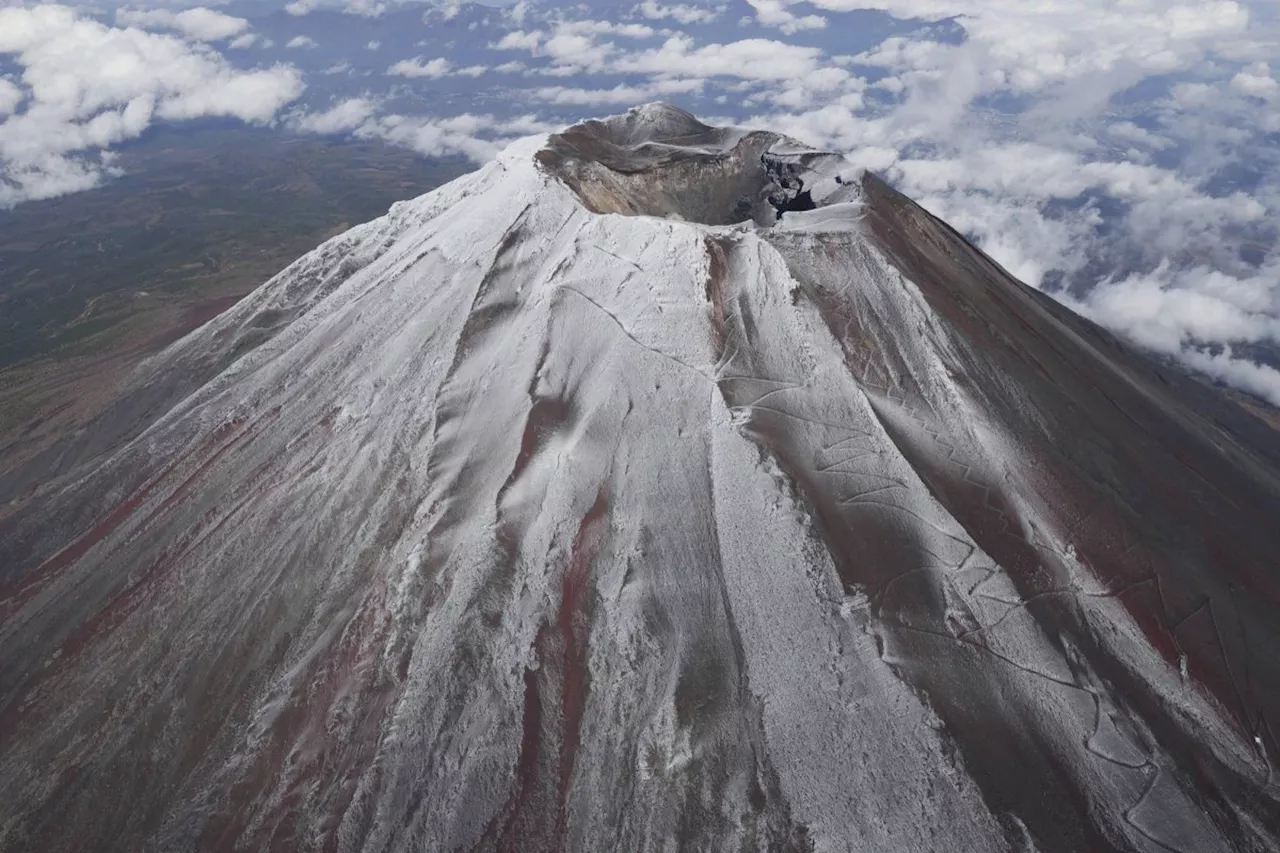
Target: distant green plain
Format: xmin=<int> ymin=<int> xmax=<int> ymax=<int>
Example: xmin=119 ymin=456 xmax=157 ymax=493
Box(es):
xmin=0 ymin=123 xmax=470 ymax=369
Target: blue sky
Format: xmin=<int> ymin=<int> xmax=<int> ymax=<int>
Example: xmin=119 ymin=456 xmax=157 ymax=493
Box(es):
xmin=3 ymin=0 xmax=1280 ymax=404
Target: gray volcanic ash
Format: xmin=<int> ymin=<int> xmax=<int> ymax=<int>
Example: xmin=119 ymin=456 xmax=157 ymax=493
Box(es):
xmin=2 ymin=103 xmax=1279 ymax=853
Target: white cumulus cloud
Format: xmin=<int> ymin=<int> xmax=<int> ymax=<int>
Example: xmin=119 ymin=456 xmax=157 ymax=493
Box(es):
xmin=115 ymin=7 xmax=251 ymax=42
xmin=293 ymin=96 xmax=379 ymax=134
xmin=745 ymin=0 xmax=827 ymax=34
xmin=0 ymin=79 xmax=23 ymax=117
xmin=388 ymin=57 xmax=453 ymax=78
xmin=616 ymin=36 xmax=839 ymax=82
xmin=736 ymin=0 xmax=1280 ymax=404
xmin=0 ymin=5 xmax=303 ymax=207
xmin=634 ymin=1 xmax=723 ymax=25
xmin=356 ymin=112 xmax=558 ymax=161
xmin=1231 ymin=61 xmax=1279 ymax=98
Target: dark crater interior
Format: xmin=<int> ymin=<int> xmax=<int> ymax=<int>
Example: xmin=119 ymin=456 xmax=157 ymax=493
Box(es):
xmin=536 ymin=103 xmax=842 ymax=226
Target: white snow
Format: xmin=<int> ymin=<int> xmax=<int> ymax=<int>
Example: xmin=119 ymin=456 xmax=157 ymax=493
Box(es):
xmin=1 ymin=107 xmax=1271 ymax=853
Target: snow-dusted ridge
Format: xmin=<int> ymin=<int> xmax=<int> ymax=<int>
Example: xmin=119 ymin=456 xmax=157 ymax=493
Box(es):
xmin=2 ymin=104 xmax=1279 ymax=853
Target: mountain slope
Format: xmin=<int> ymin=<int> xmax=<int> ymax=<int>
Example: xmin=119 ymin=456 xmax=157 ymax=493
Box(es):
xmin=1 ymin=104 xmax=1278 ymax=853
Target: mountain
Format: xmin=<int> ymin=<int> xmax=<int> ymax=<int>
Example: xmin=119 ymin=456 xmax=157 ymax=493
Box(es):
xmin=2 ymin=103 xmax=1279 ymax=853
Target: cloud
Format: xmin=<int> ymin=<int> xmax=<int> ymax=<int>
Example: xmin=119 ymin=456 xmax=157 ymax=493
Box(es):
xmin=11 ymin=1 xmax=1280 ymax=407
xmin=724 ymin=0 xmax=1280 ymax=404
xmin=115 ymin=7 xmax=251 ymax=42
xmin=342 ymin=0 xmax=389 ymax=18
xmin=538 ymin=28 xmax=618 ymax=72
xmin=555 ymin=20 xmax=661 ymax=40
xmin=494 ymin=30 xmax=542 ymax=51
xmin=483 ymin=14 xmax=854 ymax=104
xmin=1181 ymin=348 xmax=1280 ymax=408
xmin=356 ymin=112 xmax=558 ymax=161
xmin=282 ymin=0 xmax=392 ymax=16
xmin=293 ymin=97 xmax=379 ymax=134
xmin=1231 ymin=61 xmax=1279 ymax=98
xmin=287 ymin=35 xmax=317 ymax=49
xmin=844 ymin=0 xmax=1246 ymax=88
xmin=430 ymin=1 xmax=464 ymax=21
xmin=1050 ymin=262 xmax=1280 ymax=406
xmin=1068 ymin=264 xmax=1280 ymax=353
xmin=280 ymin=0 xmax=423 ymax=14
xmin=388 ymin=57 xmax=453 ymax=78
xmin=1106 ymin=121 xmax=1171 ymax=151
xmin=504 ymin=1 xmax=532 ymax=27
xmin=745 ymin=0 xmax=827 ymax=34
xmin=491 ymin=21 xmax=659 ymax=73
xmin=0 ymin=79 xmax=22 ymax=116
xmin=634 ymin=2 xmax=723 ymax=25
xmin=532 ymin=78 xmax=705 ymax=106
xmin=0 ymin=5 xmax=303 ymax=207
xmin=615 ymin=36 xmax=839 ymax=82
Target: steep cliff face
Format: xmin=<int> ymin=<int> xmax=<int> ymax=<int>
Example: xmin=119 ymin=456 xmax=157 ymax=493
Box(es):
xmin=2 ymin=104 xmax=1278 ymax=853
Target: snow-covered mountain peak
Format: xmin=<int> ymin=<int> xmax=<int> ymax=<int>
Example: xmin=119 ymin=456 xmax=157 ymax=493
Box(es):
xmin=2 ymin=107 xmax=1280 ymax=853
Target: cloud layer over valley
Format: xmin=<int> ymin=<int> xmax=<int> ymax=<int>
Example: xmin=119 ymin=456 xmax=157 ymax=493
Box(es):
xmin=0 ymin=4 xmax=303 ymax=204
xmin=4 ymin=0 xmax=1280 ymax=407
